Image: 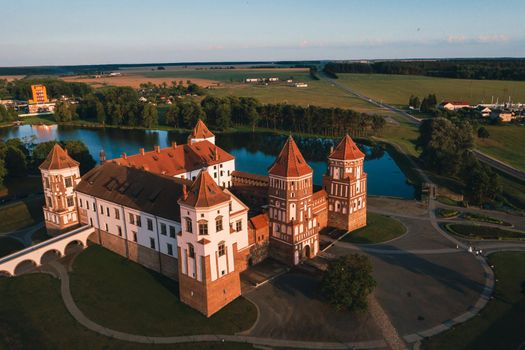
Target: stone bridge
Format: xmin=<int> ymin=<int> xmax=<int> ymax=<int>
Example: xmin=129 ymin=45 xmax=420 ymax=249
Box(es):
xmin=0 ymin=225 xmax=95 ymax=276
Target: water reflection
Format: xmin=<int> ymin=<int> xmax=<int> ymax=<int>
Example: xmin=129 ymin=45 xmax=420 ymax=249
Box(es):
xmin=0 ymin=125 xmax=416 ymax=198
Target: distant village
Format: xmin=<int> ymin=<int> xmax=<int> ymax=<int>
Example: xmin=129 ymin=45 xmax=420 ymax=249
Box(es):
xmin=244 ymin=77 xmax=309 ymax=88
xmin=437 ymin=100 xmax=525 ymax=123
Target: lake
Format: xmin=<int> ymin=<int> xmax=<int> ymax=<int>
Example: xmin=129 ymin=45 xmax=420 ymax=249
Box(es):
xmin=0 ymin=124 xmax=416 ymax=198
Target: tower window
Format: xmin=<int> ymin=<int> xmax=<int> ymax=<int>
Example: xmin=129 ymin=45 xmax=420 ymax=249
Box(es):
xmin=199 ymin=222 xmax=208 ymax=235
xmin=114 ymin=208 xmax=120 ymax=220
xmin=185 ymin=217 xmax=193 ymax=233
xmin=65 ymin=177 xmax=73 ymax=188
xmin=44 ymin=177 xmax=50 ymax=189
xmin=147 ymin=218 xmax=153 ymax=231
xmin=188 ymin=244 xmax=195 ymax=258
xmin=236 ymin=220 xmax=242 ymax=232
xmin=160 ymin=223 xmax=167 ymax=235
xmin=167 ymin=243 xmax=173 ymax=256
xmin=169 ymin=225 xmax=176 ymax=238
xmin=218 ymin=242 xmax=225 ymax=257
xmin=129 ymin=213 xmax=135 ymax=225
xmin=66 ymin=196 xmax=74 ymax=207
xmin=150 ymin=238 xmax=155 ymax=249
xmin=215 ymin=217 xmax=223 ymax=232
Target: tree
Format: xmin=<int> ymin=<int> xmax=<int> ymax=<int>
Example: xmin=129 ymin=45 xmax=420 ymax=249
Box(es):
xmin=464 ymin=161 xmax=501 ymax=205
xmin=215 ymin=102 xmax=231 ymax=130
xmin=477 ymin=126 xmax=490 ymax=139
xmin=141 ymin=103 xmax=158 ymax=128
xmin=5 ymin=146 xmax=27 ymax=177
xmin=321 ymin=254 xmax=376 ymax=311
xmin=180 ymin=100 xmax=205 ymax=128
xmin=408 ymin=95 xmax=421 ymax=109
xmin=164 ymin=103 xmax=180 ymax=127
xmin=54 ymin=101 xmax=76 ymax=122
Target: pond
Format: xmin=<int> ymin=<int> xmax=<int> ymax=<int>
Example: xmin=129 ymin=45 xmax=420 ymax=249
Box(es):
xmin=0 ymin=124 xmax=416 ymax=198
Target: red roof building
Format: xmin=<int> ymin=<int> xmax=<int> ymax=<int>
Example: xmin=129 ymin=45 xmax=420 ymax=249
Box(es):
xmin=188 ymin=119 xmax=215 ymax=144
xmin=268 ymin=136 xmax=312 ymax=177
xmin=39 ymin=143 xmax=80 ymax=170
xmin=329 ymin=134 xmax=365 ymax=161
xmin=178 ymin=170 xmax=230 ymax=208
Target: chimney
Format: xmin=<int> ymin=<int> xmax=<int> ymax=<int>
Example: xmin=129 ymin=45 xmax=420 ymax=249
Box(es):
xmin=182 ymin=184 xmax=188 ymax=200
xmin=99 ymin=149 xmax=106 ymax=164
xmin=214 ymin=145 xmax=219 ymax=161
xmin=139 ymin=148 xmax=145 ymax=155
xmin=122 ymin=152 xmax=127 ymax=159
xmin=154 ymin=145 xmax=160 ymax=153
xmin=171 ymin=141 xmax=177 ymax=149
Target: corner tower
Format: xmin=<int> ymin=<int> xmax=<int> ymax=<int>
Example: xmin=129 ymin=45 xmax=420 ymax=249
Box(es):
xmin=323 ymin=135 xmax=367 ymax=232
xmin=39 ymin=144 xmax=81 ymax=236
xmin=188 ymin=119 xmax=215 ymax=145
xmin=177 ymin=171 xmax=242 ymax=317
xmin=268 ymin=136 xmax=319 ymax=265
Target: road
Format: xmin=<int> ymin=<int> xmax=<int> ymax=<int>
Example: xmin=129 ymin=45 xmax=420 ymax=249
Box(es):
xmin=320 ymin=72 xmax=525 ymax=182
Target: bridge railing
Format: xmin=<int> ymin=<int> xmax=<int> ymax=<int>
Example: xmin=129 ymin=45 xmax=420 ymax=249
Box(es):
xmin=0 ymin=225 xmax=92 ymax=265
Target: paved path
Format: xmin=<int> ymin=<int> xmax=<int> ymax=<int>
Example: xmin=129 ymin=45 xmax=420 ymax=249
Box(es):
xmin=3 ymin=222 xmax=44 ymax=246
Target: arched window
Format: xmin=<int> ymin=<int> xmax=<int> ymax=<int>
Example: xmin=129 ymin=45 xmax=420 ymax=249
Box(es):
xmin=215 ymin=216 xmax=223 ymax=232
xmin=188 ymin=243 xmax=195 ymax=258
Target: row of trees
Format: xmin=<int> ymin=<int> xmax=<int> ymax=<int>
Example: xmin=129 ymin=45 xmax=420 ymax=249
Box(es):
xmin=0 ymin=105 xmax=18 ymax=123
xmin=161 ymin=96 xmax=387 ymax=137
xmin=408 ymin=94 xmax=438 ymax=113
xmin=138 ymin=81 xmax=204 ymax=101
xmin=57 ymin=86 xmax=159 ymax=128
xmin=0 ymin=139 xmax=95 ymax=187
xmin=324 ymin=59 xmax=525 ymax=81
xmin=416 ymin=118 xmax=501 ymax=205
xmin=0 ymin=78 xmax=92 ymax=100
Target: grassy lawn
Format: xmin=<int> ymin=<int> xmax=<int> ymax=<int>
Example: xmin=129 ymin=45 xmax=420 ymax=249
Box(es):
xmin=31 ymin=226 xmax=51 ymax=244
xmin=342 ymin=212 xmax=406 ymax=244
xmin=336 ymin=73 xmax=525 ymax=107
xmin=0 ymin=176 xmax=43 ymax=199
xmin=70 ymin=245 xmax=257 ymax=336
xmin=423 ymin=252 xmax=525 ymax=350
xmin=436 ymin=208 xmax=459 ymax=218
xmin=445 ymin=223 xmax=525 ymax=241
xmin=0 ymin=237 xmax=24 ymax=258
xmin=462 ymin=212 xmax=511 ymax=226
xmin=0 ymin=274 xmax=252 ymax=350
xmin=0 ymin=197 xmax=44 ymax=235
xmin=475 ymin=125 xmax=525 ymax=172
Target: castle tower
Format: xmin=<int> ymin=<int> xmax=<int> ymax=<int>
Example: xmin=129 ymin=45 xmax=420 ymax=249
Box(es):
xmin=39 ymin=144 xmax=81 ymax=236
xmin=268 ymin=136 xmax=319 ymax=265
xmin=323 ymin=135 xmax=367 ymax=232
xmin=177 ymin=171 xmax=241 ymax=317
xmin=188 ymin=119 xmax=215 ymax=145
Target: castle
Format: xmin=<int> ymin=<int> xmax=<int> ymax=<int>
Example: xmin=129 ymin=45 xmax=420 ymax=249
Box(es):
xmin=40 ymin=120 xmax=367 ymax=317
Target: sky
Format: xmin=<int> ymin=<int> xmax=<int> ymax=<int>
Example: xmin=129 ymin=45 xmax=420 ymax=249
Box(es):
xmin=1 ymin=0 xmax=524 ymax=66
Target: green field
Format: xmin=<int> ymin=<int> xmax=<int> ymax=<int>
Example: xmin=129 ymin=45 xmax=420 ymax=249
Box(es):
xmin=343 ymin=212 xmax=406 ymax=244
xmin=70 ymin=245 xmax=257 ymax=336
xmin=0 ymin=197 xmax=43 ymax=234
xmin=0 ymin=274 xmax=252 ymax=350
xmin=336 ymin=73 xmax=525 ymax=107
xmin=423 ymin=252 xmax=525 ymax=350
xmin=475 ymin=125 xmax=525 ymax=172
xmin=0 ymin=237 xmax=24 ymax=257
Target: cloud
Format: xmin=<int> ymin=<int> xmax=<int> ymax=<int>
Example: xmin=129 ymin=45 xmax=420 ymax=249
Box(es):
xmin=446 ymin=34 xmax=510 ymax=44
xmin=447 ymin=35 xmax=467 ymax=43
xmin=477 ymin=34 xmax=510 ymax=43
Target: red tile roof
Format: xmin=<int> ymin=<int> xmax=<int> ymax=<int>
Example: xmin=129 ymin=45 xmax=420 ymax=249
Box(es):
xmin=179 ymin=171 xmax=230 ymax=208
xmin=268 ymin=136 xmax=312 ymax=177
xmin=39 ymin=143 xmax=80 ymax=170
xmin=442 ymin=101 xmax=470 ymax=105
xmin=112 ymin=140 xmax=233 ymax=177
xmin=76 ymin=162 xmax=191 ymax=222
xmin=249 ymin=213 xmax=269 ymax=230
xmin=329 ymin=135 xmax=365 ymax=160
xmin=189 ymin=119 xmax=214 ymax=140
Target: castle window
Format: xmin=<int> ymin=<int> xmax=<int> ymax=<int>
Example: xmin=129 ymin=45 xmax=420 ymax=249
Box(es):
xmin=236 ymin=220 xmax=242 ymax=232
xmin=188 ymin=244 xmax=195 ymax=258
xmin=167 ymin=243 xmax=173 ymax=256
xmin=46 ymin=196 xmax=52 ymax=208
xmin=169 ymin=225 xmax=176 ymax=238
xmin=160 ymin=223 xmax=167 ymax=235
xmin=215 ymin=217 xmax=223 ymax=232
xmin=185 ymin=217 xmax=193 ymax=233
xmin=132 ymin=231 xmax=137 ymax=242
xmin=106 ymin=207 xmax=110 ymax=217
xmin=92 ymin=202 xmax=96 ymax=212
xmin=150 ymin=238 xmax=155 ymax=249
xmin=117 ymin=225 xmax=122 ymax=237
xmin=44 ymin=177 xmax=50 ymax=189
xmin=79 ymin=198 xmax=83 ymax=208
xmin=66 ymin=196 xmax=74 ymax=207
xmin=129 ymin=213 xmax=135 ymax=225
xmin=100 ymin=205 xmax=104 ymax=214
xmin=147 ymin=218 xmax=153 ymax=231
xmin=114 ymin=208 xmax=120 ymax=220
xmin=199 ymin=222 xmax=208 ymax=235
xmin=218 ymin=242 xmax=225 ymax=257
xmin=229 ymin=203 xmax=232 ymax=212
xmin=105 ymin=223 xmax=108 ymax=232
xmin=136 ymin=215 xmax=142 ymax=227
xmin=65 ymin=177 xmax=73 ymax=188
